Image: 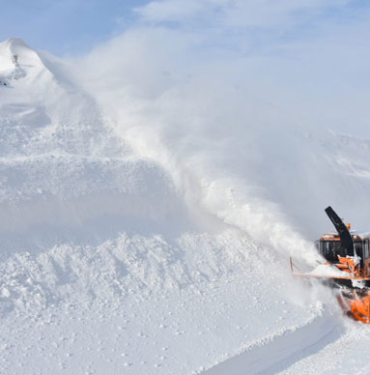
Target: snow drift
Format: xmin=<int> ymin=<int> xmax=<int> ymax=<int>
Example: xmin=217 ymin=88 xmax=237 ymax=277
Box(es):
xmin=0 ymin=36 xmax=370 ymax=375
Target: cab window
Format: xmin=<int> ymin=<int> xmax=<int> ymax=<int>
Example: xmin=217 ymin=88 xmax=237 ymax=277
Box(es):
xmin=364 ymin=240 xmax=370 ymax=259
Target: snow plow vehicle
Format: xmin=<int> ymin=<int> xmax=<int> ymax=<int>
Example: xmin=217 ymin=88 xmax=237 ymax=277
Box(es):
xmin=290 ymin=206 xmax=370 ymax=323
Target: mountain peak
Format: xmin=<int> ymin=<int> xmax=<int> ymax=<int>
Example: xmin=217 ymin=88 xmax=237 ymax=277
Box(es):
xmin=0 ymin=38 xmax=49 ymax=82
xmin=3 ymin=37 xmax=30 ymax=48
xmin=0 ymin=37 xmax=34 ymax=61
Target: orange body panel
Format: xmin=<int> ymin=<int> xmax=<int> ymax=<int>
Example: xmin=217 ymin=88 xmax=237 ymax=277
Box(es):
xmin=350 ymin=294 xmax=370 ymax=323
xmin=336 ymin=256 xmax=361 ymax=276
xmin=290 ymin=256 xmax=370 ymax=323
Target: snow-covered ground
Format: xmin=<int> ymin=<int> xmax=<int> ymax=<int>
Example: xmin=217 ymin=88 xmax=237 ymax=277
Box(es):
xmin=1 ymin=37 xmax=370 ymax=374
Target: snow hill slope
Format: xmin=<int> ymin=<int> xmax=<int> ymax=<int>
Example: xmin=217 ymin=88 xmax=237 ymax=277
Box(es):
xmin=1 ymin=38 xmax=370 ymax=375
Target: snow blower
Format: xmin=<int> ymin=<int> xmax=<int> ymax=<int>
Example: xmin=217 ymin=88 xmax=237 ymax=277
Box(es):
xmin=290 ymin=206 xmax=370 ymax=323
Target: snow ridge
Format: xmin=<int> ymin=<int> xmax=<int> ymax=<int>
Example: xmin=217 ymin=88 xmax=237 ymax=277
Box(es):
xmin=0 ymin=38 xmax=368 ymax=375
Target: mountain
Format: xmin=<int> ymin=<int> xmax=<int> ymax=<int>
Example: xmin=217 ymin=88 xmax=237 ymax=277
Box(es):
xmin=1 ymin=38 xmax=370 ymax=374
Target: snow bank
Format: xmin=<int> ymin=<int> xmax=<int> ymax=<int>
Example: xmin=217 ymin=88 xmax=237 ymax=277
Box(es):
xmin=0 ymin=34 xmax=367 ymax=375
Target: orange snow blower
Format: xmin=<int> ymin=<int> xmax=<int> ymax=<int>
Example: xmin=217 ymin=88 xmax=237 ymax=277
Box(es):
xmin=290 ymin=206 xmax=370 ymax=323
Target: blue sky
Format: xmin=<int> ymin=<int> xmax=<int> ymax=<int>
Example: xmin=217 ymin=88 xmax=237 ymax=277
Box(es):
xmin=0 ymin=0 xmax=369 ymax=57
xmin=0 ymin=0 xmax=148 ymax=56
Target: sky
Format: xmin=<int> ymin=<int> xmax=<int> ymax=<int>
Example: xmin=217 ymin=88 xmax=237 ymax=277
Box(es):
xmin=0 ymin=0 xmax=368 ymax=57
xmin=0 ymin=0 xmax=369 ymax=136
xmin=0 ymin=0 xmax=147 ymax=56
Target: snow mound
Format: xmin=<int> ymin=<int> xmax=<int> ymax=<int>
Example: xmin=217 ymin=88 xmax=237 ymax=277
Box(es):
xmin=0 ymin=37 xmax=367 ymax=375
xmin=0 ymin=38 xmax=52 ymax=83
xmin=0 ymin=39 xmax=191 ymax=251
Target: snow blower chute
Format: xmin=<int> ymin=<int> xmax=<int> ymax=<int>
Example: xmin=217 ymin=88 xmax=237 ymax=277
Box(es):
xmin=290 ymin=206 xmax=370 ymax=323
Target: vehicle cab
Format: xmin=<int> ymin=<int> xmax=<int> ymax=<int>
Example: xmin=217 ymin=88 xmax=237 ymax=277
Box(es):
xmin=315 ymin=227 xmax=370 ymax=278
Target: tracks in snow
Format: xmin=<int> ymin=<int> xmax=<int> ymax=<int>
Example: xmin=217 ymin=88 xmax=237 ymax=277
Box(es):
xmin=200 ymin=313 xmax=344 ymax=375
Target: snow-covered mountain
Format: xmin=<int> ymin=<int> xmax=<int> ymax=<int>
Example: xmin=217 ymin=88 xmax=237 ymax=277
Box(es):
xmin=1 ymin=38 xmax=370 ymax=375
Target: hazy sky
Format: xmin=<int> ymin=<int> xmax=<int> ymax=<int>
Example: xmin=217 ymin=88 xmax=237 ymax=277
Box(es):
xmin=0 ymin=0 xmax=368 ymax=57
